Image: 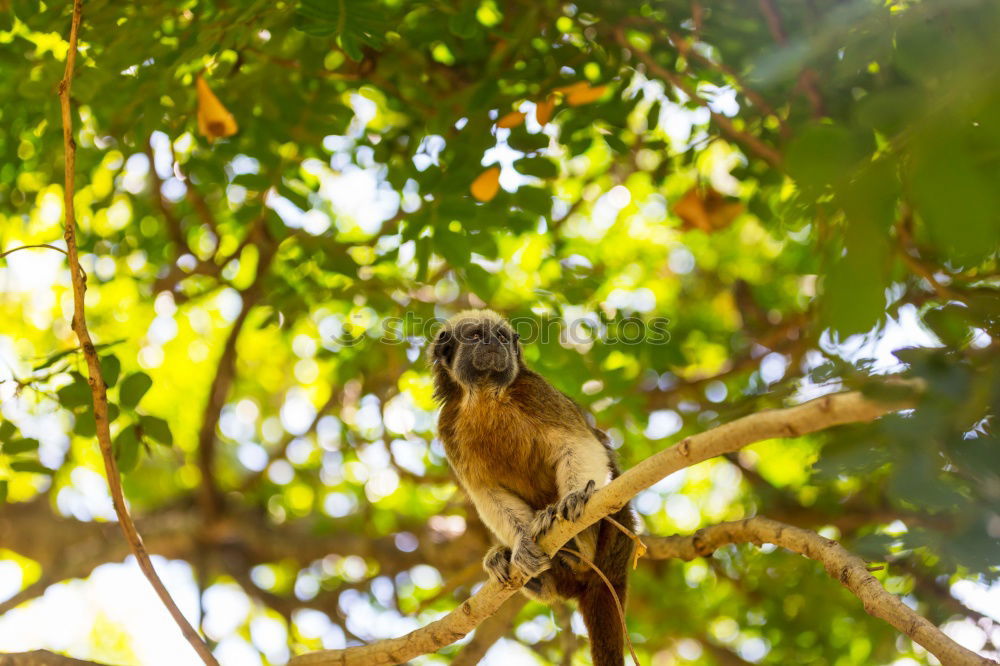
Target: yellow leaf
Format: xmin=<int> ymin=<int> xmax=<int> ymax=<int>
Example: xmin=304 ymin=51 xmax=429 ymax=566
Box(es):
xmin=471 ymin=167 xmax=501 ymax=202
xmin=496 ymin=111 xmax=526 ymax=129
xmin=196 ymin=76 xmax=238 ymax=141
xmin=534 ymin=97 xmax=555 ymax=125
xmin=672 ymin=186 xmax=744 ymax=233
xmin=567 ymin=84 xmax=608 ymax=106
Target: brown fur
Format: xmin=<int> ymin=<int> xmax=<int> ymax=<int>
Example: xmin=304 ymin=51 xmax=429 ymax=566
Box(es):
xmin=431 ymin=309 xmax=636 ymax=666
xmin=438 ymin=369 xmax=588 ymax=510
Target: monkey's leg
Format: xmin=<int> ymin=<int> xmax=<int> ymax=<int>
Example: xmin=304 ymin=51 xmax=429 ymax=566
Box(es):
xmin=469 ymin=487 xmax=551 ymax=580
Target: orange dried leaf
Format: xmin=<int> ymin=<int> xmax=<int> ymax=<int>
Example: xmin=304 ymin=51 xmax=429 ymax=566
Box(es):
xmin=497 ymin=111 xmax=526 ymax=129
xmin=196 ymin=76 xmax=238 ymax=141
xmin=553 ymin=81 xmax=590 ymax=96
xmin=567 ymin=84 xmax=608 ymax=106
xmin=471 ymin=167 xmax=501 ymax=202
xmin=535 ymin=98 xmax=556 ymax=125
xmin=672 ymin=186 xmax=744 ymax=233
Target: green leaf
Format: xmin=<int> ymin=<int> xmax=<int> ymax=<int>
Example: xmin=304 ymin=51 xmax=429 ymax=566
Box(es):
xmin=604 ymin=133 xmax=629 ymax=154
xmin=507 ymin=128 xmax=549 ymax=153
xmin=434 ymin=227 xmax=471 ymax=268
xmin=10 ymin=459 xmax=53 ymax=475
xmin=114 ymin=425 xmax=140 ymax=474
xmin=514 ymin=157 xmax=558 ymax=179
xmin=0 ymin=421 xmax=16 ymax=442
xmin=33 ymin=347 xmax=77 ymax=371
xmin=3 ymin=438 xmax=40 ymax=455
xmin=514 ymin=187 xmax=552 ymax=217
xmin=786 ymin=124 xmax=870 ymax=192
xmin=119 ymin=372 xmax=153 ymax=409
xmin=139 ymin=415 xmax=173 ymax=446
xmin=231 ymin=173 xmax=270 ymax=190
xmin=74 ymin=409 xmax=96 ymax=438
xmin=57 ymin=373 xmax=92 ymax=409
xmin=0 ymin=480 xmax=7 ymax=503
xmin=294 ymin=0 xmax=388 ymax=59
xmin=822 ymin=160 xmax=897 ymax=336
xmin=100 ymin=355 xmax=121 ymax=388
xmin=907 ymin=129 xmax=1000 ymax=266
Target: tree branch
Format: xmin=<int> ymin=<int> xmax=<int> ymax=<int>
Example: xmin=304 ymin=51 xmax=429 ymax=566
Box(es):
xmin=197 ymin=227 xmax=276 ymax=519
xmin=57 ymin=2 xmax=217 ymax=663
xmin=0 ymin=244 xmax=67 ymax=259
xmin=450 ymin=596 xmax=527 ymax=666
xmin=757 ymin=0 xmax=825 ymax=117
xmin=288 ymin=383 xmax=925 ymax=665
xmin=642 ymin=517 xmax=991 ymax=666
xmin=0 ymin=651 xmax=110 ymax=666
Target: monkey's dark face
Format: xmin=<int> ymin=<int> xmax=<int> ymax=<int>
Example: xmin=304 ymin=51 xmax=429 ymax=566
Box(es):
xmin=431 ymin=312 xmax=522 ymax=392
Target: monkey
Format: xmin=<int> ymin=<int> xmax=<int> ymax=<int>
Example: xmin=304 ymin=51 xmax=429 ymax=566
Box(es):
xmin=430 ymin=309 xmax=636 ymax=666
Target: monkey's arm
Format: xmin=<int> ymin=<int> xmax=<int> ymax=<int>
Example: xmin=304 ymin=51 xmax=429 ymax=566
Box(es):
xmin=466 ymin=486 xmax=552 ymax=580
xmin=530 ymin=433 xmax=612 ymax=542
xmin=555 ymin=433 xmax=613 ymax=496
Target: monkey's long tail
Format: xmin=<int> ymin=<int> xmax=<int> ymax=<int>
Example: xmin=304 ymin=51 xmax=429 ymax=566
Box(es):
xmin=563 ymin=544 xmax=637 ymax=666
xmin=577 ymin=569 xmax=629 ymax=666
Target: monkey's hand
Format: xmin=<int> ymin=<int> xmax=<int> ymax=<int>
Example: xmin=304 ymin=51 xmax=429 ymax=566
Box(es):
xmin=530 ymin=479 xmax=597 ymax=539
xmin=483 ymin=537 xmax=551 ymax=585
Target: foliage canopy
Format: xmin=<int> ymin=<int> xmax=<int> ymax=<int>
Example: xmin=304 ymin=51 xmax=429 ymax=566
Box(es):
xmin=0 ymin=0 xmax=998 ymax=664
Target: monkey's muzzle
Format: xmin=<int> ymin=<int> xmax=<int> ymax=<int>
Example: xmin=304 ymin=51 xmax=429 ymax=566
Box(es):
xmin=471 ymin=349 xmax=510 ymax=372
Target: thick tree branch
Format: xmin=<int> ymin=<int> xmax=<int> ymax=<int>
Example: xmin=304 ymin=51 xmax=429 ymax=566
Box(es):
xmin=642 ymin=517 xmax=991 ymax=666
xmin=56 ymin=2 xmax=216 ymax=663
xmin=289 ymin=384 xmax=924 ymax=665
xmin=450 ymin=596 xmax=527 ymax=666
xmin=0 ymin=651 xmax=110 ymax=666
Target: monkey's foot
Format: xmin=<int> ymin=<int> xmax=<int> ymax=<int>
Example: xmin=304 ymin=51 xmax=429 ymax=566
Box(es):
xmin=482 ymin=545 xmax=513 ymax=585
xmin=556 ymin=479 xmax=597 ymax=522
xmin=523 ymin=572 xmax=558 ymax=602
xmin=511 ymin=536 xmax=551 ymax=579
xmin=529 ymin=504 xmax=558 ymax=540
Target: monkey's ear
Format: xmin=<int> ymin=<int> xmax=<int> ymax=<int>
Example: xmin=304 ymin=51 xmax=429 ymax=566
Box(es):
xmin=430 ymin=328 xmax=456 ymax=367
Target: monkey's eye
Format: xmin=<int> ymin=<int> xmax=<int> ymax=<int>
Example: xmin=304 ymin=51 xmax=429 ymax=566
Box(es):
xmin=471 ymin=331 xmax=481 ymax=341
xmin=497 ymin=330 xmax=509 ymax=343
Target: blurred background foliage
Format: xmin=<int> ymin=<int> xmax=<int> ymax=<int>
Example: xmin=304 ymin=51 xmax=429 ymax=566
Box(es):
xmin=0 ymin=0 xmax=998 ymax=664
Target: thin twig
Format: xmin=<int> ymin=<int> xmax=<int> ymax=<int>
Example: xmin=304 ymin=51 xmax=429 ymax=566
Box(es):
xmin=614 ymin=28 xmax=783 ymax=167
xmin=757 ymin=0 xmax=825 ymax=117
xmin=57 ymin=2 xmax=217 ymax=663
xmin=0 ymin=244 xmax=68 ymax=259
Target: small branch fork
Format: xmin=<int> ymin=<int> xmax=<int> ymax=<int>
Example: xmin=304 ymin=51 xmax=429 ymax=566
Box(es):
xmin=57 ymin=1 xmax=217 ymax=663
xmin=290 ymin=381 xmax=991 ymax=666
